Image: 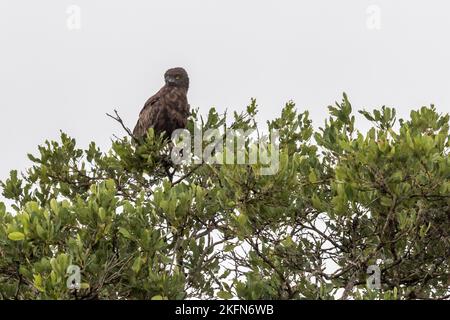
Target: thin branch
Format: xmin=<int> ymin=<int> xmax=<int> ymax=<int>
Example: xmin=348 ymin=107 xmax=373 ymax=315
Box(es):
xmin=172 ymin=163 xmax=203 ymax=186
xmin=106 ymin=109 xmax=139 ymax=143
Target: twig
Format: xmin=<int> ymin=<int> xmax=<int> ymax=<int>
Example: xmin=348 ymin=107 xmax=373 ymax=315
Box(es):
xmin=106 ymin=109 xmax=139 ymax=143
xmin=340 ymin=274 xmax=356 ymax=300
xmin=172 ymin=163 xmax=203 ymax=186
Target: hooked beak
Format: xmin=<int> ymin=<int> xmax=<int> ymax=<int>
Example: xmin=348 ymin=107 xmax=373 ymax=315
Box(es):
xmin=166 ymin=77 xmax=176 ymax=85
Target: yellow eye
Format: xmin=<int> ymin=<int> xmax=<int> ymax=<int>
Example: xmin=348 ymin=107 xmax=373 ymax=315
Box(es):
xmin=175 ymin=75 xmax=181 ymax=80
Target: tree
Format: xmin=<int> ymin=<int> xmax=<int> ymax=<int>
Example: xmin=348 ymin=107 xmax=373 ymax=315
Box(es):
xmin=0 ymin=94 xmax=449 ymax=300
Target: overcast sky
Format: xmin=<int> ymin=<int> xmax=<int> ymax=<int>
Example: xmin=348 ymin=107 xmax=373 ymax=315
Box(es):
xmin=0 ymin=0 xmax=449 ymax=182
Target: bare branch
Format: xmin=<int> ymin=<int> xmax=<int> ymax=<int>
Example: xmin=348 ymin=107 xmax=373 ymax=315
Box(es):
xmin=106 ymin=109 xmax=139 ymax=143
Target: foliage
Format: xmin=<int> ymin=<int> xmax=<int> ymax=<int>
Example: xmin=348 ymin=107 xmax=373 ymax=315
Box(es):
xmin=0 ymin=95 xmax=449 ymax=299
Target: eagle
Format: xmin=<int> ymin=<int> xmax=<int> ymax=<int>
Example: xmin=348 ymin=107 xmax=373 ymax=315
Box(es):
xmin=133 ymin=67 xmax=190 ymax=140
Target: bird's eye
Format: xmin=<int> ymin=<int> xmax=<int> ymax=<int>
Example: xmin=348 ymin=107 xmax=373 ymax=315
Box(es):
xmin=175 ymin=75 xmax=181 ymax=80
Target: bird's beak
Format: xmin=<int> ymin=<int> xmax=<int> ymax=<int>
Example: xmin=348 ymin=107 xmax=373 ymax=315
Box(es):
xmin=167 ymin=77 xmax=176 ymax=85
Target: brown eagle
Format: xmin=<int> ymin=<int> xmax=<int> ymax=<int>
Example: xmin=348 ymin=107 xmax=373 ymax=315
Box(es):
xmin=133 ymin=67 xmax=190 ymax=139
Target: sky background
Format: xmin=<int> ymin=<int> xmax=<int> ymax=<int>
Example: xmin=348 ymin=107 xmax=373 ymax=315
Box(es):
xmin=0 ymin=0 xmax=449 ymax=182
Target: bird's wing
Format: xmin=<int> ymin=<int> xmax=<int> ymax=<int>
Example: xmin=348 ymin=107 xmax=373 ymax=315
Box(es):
xmin=139 ymin=91 xmax=161 ymax=116
xmin=133 ymin=88 xmax=164 ymax=138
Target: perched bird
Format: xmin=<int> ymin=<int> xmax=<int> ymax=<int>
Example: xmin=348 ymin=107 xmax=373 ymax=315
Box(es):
xmin=133 ymin=67 xmax=190 ymax=140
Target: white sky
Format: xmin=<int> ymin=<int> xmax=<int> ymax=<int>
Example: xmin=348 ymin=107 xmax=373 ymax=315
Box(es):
xmin=1 ymin=0 xmax=449 ymax=182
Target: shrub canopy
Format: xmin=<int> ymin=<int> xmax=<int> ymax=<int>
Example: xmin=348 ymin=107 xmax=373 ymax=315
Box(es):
xmin=1 ymin=94 xmax=449 ymax=299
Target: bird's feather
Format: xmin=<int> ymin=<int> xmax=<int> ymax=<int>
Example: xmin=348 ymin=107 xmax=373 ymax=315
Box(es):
xmin=133 ymin=68 xmax=190 ymax=140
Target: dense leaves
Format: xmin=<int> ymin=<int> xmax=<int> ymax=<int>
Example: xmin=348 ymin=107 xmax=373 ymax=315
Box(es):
xmin=0 ymin=95 xmax=449 ymax=299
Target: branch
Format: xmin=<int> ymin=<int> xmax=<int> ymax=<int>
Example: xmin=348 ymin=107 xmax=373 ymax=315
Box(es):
xmin=106 ymin=109 xmax=139 ymax=143
xmin=172 ymin=163 xmax=203 ymax=186
xmin=340 ymin=274 xmax=357 ymax=300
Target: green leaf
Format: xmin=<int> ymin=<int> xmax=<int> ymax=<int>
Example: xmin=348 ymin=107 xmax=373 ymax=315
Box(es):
xmin=308 ymin=171 xmax=318 ymax=183
xmin=33 ymin=274 xmax=45 ymax=292
xmin=131 ymin=256 xmax=142 ymax=274
xmin=50 ymin=199 xmax=59 ymax=215
xmin=118 ymin=227 xmax=133 ymax=239
xmin=380 ymin=196 xmax=393 ymax=207
xmin=105 ymin=179 xmax=116 ymax=191
xmin=359 ymin=110 xmax=375 ymax=122
xmin=8 ymin=231 xmax=25 ymax=241
xmin=311 ymin=194 xmax=323 ymax=211
xmin=223 ymin=243 xmax=236 ymax=252
xmin=80 ymin=283 xmax=90 ymax=289
xmin=36 ymin=223 xmax=46 ymax=239
xmin=217 ymin=291 xmax=233 ymax=300
xmin=98 ymin=207 xmax=106 ymax=221
xmin=0 ymin=202 xmax=6 ymax=214
xmin=236 ymin=214 xmax=248 ymax=228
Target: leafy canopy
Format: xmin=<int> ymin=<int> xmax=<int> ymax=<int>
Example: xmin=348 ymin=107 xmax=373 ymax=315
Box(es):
xmin=0 ymin=95 xmax=449 ymax=300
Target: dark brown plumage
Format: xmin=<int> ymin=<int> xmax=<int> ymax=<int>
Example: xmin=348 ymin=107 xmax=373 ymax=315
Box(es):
xmin=133 ymin=67 xmax=190 ymax=139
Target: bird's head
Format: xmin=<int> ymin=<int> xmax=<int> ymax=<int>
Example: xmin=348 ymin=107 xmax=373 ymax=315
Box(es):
xmin=164 ymin=67 xmax=189 ymax=90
